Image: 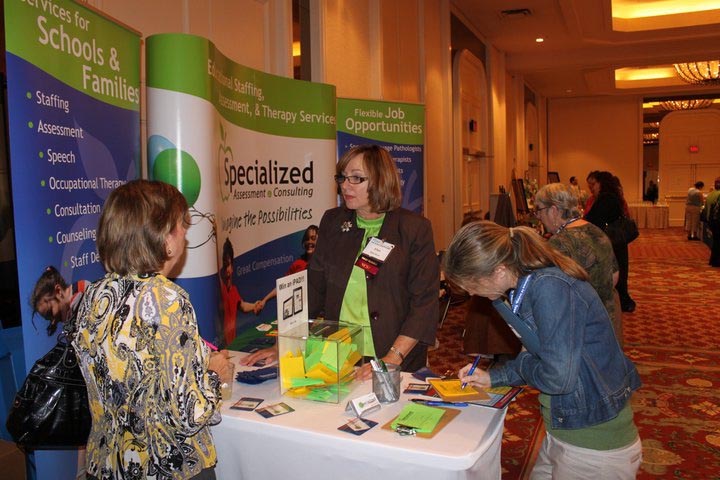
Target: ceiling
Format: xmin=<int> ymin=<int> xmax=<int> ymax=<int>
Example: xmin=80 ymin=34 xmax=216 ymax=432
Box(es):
xmin=451 ymin=0 xmax=720 ymax=100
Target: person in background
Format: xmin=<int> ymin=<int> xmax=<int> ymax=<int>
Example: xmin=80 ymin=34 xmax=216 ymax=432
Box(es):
xmin=685 ymin=181 xmax=704 ymax=241
xmin=256 ymin=224 xmax=319 ymax=310
xmin=585 ymin=171 xmax=636 ymax=313
xmin=703 ymin=176 xmax=720 ymax=267
xmin=30 ymin=265 xmax=89 ymax=336
xmin=30 ymin=266 xmax=90 ymax=476
xmin=238 ymin=225 xmax=319 ymax=366
xmin=309 ymin=145 xmax=439 ymax=379
xmin=534 ymin=183 xmax=622 ymax=344
xmin=74 ymin=180 xmax=232 ymax=480
xmin=584 ymin=170 xmax=600 ymax=213
xmin=567 ymin=176 xmax=588 ymax=211
xmin=645 ymin=180 xmax=659 ymax=205
xmin=219 ymin=237 xmax=263 ymax=346
xmin=445 ymin=221 xmax=642 ymax=479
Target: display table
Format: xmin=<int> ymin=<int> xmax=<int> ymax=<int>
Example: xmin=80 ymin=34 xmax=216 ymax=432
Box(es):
xmin=627 ymin=202 xmax=669 ymax=228
xmin=212 ymin=358 xmax=506 ymax=480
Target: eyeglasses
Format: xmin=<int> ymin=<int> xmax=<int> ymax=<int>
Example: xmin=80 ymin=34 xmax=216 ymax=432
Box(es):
xmin=532 ymin=206 xmax=550 ymax=216
xmin=334 ymin=174 xmax=368 ymax=185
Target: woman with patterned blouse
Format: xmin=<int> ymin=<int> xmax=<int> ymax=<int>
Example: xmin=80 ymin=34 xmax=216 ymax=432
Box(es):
xmin=73 ymin=180 xmax=233 ymax=480
xmin=534 ymin=183 xmax=622 ymax=344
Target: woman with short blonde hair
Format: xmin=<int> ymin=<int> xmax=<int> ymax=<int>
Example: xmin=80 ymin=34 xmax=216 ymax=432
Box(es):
xmin=534 ymin=183 xmax=621 ymax=343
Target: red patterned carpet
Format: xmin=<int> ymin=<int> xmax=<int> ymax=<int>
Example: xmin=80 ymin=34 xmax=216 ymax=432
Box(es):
xmin=429 ymin=227 xmax=720 ymax=479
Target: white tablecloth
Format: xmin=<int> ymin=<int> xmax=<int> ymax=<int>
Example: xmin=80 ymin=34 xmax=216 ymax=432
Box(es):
xmin=212 ymin=359 xmax=506 ymax=480
xmin=627 ymin=203 xmax=669 ymax=228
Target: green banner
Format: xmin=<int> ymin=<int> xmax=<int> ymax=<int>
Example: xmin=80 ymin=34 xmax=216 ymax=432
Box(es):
xmin=5 ymin=0 xmax=140 ymax=111
xmin=336 ymin=97 xmax=424 ymax=145
xmin=147 ymin=34 xmax=336 ymax=139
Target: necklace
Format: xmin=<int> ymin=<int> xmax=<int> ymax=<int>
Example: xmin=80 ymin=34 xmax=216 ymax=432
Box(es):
xmin=555 ymin=217 xmax=580 ymax=234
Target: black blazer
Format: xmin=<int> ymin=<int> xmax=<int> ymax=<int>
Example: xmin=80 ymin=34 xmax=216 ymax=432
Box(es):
xmin=308 ymin=207 xmax=439 ymax=371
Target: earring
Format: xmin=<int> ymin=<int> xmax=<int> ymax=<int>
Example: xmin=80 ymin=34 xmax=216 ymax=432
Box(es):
xmin=167 ymin=249 xmax=173 ymax=256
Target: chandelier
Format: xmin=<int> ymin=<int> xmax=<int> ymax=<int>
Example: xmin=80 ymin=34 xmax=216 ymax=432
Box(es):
xmin=660 ymin=99 xmax=713 ymax=111
xmin=673 ymin=61 xmax=720 ymax=85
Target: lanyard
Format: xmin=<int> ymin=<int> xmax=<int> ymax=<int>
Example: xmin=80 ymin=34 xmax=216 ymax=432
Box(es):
xmin=508 ymin=274 xmax=533 ymax=314
xmin=555 ymin=217 xmax=580 ymax=234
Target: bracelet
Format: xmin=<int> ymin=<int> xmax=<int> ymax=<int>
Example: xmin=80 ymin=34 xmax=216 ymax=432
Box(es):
xmin=389 ymin=346 xmax=405 ymax=363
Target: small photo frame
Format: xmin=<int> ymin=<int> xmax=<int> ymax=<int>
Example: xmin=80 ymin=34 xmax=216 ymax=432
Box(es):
xmin=338 ymin=418 xmax=378 ymax=436
xmin=282 ymin=297 xmax=293 ymax=319
xmin=511 ymin=178 xmax=529 ymax=213
xmin=292 ymin=287 xmax=303 ymax=314
xmin=547 ymin=171 xmax=560 ymax=184
xmin=256 ymin=402 xmax=295 ymax=418
xmin=231 ymin=397 xmax=264 ymax=411
xmin=404 ymin=383 xmax=432 ymax=395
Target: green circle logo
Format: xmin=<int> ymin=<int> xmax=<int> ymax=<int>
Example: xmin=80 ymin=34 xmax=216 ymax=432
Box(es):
xmin=152 ymin=148 xmax=202 ymax=206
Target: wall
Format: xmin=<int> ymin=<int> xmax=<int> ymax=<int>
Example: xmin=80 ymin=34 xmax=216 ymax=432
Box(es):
xmin=548 ymin=96 xmax=643 ymax=202
xmin=85 ymin=0 xmax=458 ymax=249
xmin=315 ymin=0 xmax=455 ymax=248
xmin=659 ymin=109 xmax=720 ymax=225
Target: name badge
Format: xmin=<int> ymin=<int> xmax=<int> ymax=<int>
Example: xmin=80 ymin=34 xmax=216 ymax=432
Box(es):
xmin=355 ymin=237 xmax=395 ymax=277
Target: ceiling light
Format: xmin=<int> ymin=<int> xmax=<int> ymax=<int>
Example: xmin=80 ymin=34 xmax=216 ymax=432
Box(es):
xmin=674 ymin=61 xmax=720 ymax=85
xmin=660 ymin=99 xmax=713 ymax=110
xmin=535 ymin=37 xmax=544 ymax=43
xmin=614 ymin=0 xmax=720 ymax=18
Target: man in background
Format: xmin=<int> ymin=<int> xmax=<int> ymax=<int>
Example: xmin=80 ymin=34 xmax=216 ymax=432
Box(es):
xmin=685 ymin=181 xmax=704 ymax=241
xmin=703 ymin=177 xmax=720 ymax=267
xmin=645 ymin=180 xmax=659 ymax=204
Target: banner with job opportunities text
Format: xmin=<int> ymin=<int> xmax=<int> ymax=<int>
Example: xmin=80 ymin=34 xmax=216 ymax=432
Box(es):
xmin=4 ymin=0 xmax=140 ymax=477
xmin=146 ymin=33 xmax=336 ymax=349
xmin=337 ymin=98 xmax=425 ymax=213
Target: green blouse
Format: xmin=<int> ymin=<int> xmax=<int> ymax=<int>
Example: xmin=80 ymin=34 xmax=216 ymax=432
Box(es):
xmin=339 ymin=214 xmax=385 ymax=356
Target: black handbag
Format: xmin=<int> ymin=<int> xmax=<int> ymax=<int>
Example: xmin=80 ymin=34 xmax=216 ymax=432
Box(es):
xmin=5 ymin=333 xmax=91 ymax=449
xmin=604 ymin=215 xmax=640 ymax=245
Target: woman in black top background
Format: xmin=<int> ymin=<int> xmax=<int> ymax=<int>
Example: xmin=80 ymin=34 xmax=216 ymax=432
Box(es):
xmin=585 ymin=171 xmax=636 ymax=313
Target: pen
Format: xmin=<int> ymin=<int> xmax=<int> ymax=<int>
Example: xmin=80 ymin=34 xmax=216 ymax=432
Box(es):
xmin=461 ymin=354 xmax=482 ymax=390
xmin=372 ymin=356 xmax=397 ymax=401
xmin=411 ymin=399 xmax=468 ymax=407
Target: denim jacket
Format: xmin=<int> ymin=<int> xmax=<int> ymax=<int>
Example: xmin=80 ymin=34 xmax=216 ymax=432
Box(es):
xmin=490 ymin=267 xmax=641 ymax=429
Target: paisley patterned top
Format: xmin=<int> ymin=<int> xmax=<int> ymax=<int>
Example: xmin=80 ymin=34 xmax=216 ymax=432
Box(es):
xmin=549 ymin=223 xmax=620 ymax=339
xmin=73 ymin=273 xmax=221 ymax=480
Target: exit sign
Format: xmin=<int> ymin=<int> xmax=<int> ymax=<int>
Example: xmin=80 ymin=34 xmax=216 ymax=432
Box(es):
xmin=689 ymin=145 xmax=699 ymax=153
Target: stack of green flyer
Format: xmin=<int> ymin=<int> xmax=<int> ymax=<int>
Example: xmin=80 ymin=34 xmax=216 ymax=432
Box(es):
xmin=391 ymin=403 xmax=445 ymax=433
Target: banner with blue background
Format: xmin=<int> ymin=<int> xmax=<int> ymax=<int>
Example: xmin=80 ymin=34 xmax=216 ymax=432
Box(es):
xmin=337 ymin=98 xmax=425 ymax=213
xmin=4 ymin=0 xmax=140 ymax=477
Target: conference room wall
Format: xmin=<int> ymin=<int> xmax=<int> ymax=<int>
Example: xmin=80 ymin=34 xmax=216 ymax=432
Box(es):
xmin=547 ymin=95 xmax=644 ymax=203
xmin=316 ymin=0 xmax=457 ymax=249
xmin=83 ymin=0 xmax=462 ymax=249
xmin=86 ymin=0 xmax=284 ymax=180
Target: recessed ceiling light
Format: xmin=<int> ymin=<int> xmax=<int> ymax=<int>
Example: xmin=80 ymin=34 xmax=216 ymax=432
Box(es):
xmin=565 ymin=89 xmax=573 ymax=93
xmin=535 ymin=37 xmax=544 ymax=43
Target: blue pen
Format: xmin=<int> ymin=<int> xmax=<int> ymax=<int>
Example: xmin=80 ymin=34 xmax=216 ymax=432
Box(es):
xmin=461 ymin=354 xmax=482 ymax=390
xmin=412 ymin=399 xmax=468 ymax=407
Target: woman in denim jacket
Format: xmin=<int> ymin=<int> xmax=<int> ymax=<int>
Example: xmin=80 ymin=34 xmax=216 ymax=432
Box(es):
xmin=443 ymin=221 xmax=642 ymax=479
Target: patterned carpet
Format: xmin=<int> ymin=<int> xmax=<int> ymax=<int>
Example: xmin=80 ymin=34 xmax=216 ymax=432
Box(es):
xmin=429 ymin=227 xmax=720 ymax=479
